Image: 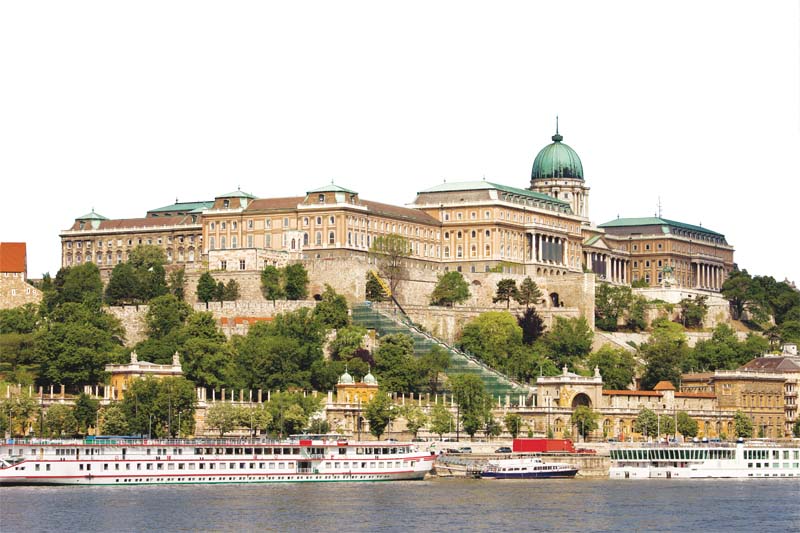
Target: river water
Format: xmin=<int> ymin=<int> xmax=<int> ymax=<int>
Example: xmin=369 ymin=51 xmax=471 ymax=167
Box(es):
xmin=1 ymin=478 xmax=798 ymax=532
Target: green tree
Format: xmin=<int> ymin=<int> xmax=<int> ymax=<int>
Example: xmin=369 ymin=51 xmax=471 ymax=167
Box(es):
xmin=179 ymin=312 xmax=232 ymax=389
xmin=418 ymin=344 xmax=450 ymax=393
xmin=128 ymin=246 xmax=168 ymax=302
xmin=0 ymin=304 xmax=39 ymax=334
xmin=458 ymin=311 xmax=523 ymax=371
xmin=450 ymin=374 xmax=491 ymax=440
xmin=265 ymin=392 xmax=322 ymax=438
xmin=365 ymin=392 xmax=396 ymax=439
xmin=369 ymin=233 xmax=411 ymax=294
xmin=679 ymin=295 xmax=708 ymax=328
xmin=587 ymin=345 xmax=636 ymax=390
xmin=493 ymin=279 xmax=519 ymax=309
xmin=1 ymin=394 xmax=37 ymax=436
xmin=329 ymin=325 xmax=367 ymax=361
xmin=594 ymin=283 xmax=633 ymax=331
xmin=44 ymin=403 xmax=79 ymax=437
xmin=121 ymin=377 xmax=196 ymax=438
xmin=400 ymin=405 xmax=427 ymax=439
xmin=36 ymin=303 xmax=125 ymax=387
xmin=793 ymin=418 xmax=800 ymax=438
xmin=634 ymin=408 xmax=658 ymax=439
xmin=504 ymin=412 xmax=523 ymax=438
xmin=168 ymin=268 xmax=186 ymax=300
xmin=313 ymin=285 xmax=350 ymax=329
xmin=515 ymin=277 xmax=543 ymax=308
xmin=284 ymin=263 xmax=309 ymax=300
xmin=146 ymin=294 xmax=192 ymax=340
xmin=59 ymin=263 xmax=104 ymax=308
xmin=626 ymin=295 xmax=648 ymax=331
xmin=517 ymin=307 xmax=546 ymax=345
xmin=365 ymin=272 xmax=387 ymax=301
xmin=429 ymin=402 xmax=453 ymax=439
xmin=721 ymin=269 xmax=768 ymax=322
xmin=734 ymin=410 xmax=753 ymax=438
xmin=105 ymin=262 xmax=142 ymax=306
xmin=223 ymin=279 xmax=240 ymax=301
xmin=676 ymin=411 xmax=698 ymax=438
xmin=215 ymin=281 xmax=226 ymax=303
xmin=638 ymin=319 xmax=689 ymax=390
xmin=542 ymin=316 xmax=594 ymax=368
xmin=374 ymin=333 xmax=424 ymax=393
xmin=197 ymin=272 xmax=217 ymax=308
xmin=430 ymin=271 xmax=470 ymax=307
xmin=570 ymin=406 xmax=599 ymax=441
xmin=205 ymin=402 xmax=240 ymax=437
xmin=73 ymin=392 xmax=99 ymax=435
xmin=260 ymin=265 xmax=285 ymax=303
xmin=99 ymin=404 xmax=129 ymax=435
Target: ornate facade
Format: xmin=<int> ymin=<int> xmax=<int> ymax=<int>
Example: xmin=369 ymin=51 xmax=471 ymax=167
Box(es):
xmin=58 ymin=128 xmax=735 ymax=299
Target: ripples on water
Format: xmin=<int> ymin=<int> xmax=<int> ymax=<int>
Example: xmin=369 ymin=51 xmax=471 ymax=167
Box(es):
xmin=1 ymin=479 xmax=798 ymax=532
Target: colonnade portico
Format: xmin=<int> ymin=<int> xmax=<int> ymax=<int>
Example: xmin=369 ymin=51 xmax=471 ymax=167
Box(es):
xmin=693 ymin=261 xmax=725 ymax=290
xmin=527 ymin=231 xmax=568 ymax=266
xmin=583 ymin=251 xmax=629 ymax=283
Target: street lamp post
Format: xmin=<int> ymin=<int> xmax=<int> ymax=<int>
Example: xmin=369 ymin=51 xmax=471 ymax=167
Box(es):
xmin=148 ymin=414 xmax=153 ymax=440
xmin=177 ymin=411 xmax=182 ymax=439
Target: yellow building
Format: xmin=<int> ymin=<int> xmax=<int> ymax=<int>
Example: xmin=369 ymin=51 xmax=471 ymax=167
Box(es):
xmin=335 ymin=369 xmax=379 ymax=405
xmin=105 ymin=351 xmax=184 ymax=400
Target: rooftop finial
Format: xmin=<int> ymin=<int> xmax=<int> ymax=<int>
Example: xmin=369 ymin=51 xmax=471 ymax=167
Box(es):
xmin=552 ymin=116 xmax=563 ymax=142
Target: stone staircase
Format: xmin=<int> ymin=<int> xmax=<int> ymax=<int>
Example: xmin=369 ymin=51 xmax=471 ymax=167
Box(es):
xmin=351 ymin=303 xmax=530 ymax=401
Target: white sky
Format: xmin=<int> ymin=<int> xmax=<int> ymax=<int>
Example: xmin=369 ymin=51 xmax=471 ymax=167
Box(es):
xmin=2 ymin=1 xmax=799 ymax=283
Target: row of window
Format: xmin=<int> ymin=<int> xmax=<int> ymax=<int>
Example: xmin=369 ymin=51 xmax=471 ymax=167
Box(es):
xmin=65 ymin=235 xmax=199 ymax=249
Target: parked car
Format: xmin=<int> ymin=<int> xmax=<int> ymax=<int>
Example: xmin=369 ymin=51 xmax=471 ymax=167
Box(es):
xmin=494 ymin=446 xmax=512 ymax=454
xmin=457 ymin=447 xmax=473 ymax=453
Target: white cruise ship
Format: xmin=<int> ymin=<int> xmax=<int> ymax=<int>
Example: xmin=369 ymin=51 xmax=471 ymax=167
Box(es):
xmin=609 ymin=440 xmax=800 ymax=479
xmin=0 ymin=435 xmax=436 ymax=486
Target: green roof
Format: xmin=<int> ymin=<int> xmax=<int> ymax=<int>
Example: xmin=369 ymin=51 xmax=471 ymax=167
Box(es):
xmin=306 ymin=183 xmax=358 ymax=195
xmin=531 ymin=131 xmax=584 ymax=181
xmin=148 ymin=201 xmax=214 ymax=213
xmin=583 ymin=235 xmax=602 ymax=246
xmin=76 ymin=209 xmax=108 ymax=220
xmin=418 ymin=180 xmax=571 ymax=208
xmin=217 ymin=189 xmax=256 ymax=199
xmin=599 ymin=217 xmax=725 ymax=238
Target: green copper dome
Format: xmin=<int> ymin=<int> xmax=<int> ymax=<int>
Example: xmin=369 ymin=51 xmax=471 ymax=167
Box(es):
xmin=531 ymin=131 xmax=584 ymax=181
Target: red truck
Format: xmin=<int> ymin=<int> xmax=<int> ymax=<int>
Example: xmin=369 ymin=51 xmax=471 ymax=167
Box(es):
xmin=512 ymin=438 xmax=576 ymax=453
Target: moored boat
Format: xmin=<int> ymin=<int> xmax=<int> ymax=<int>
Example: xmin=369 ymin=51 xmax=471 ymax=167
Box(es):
xmin=0 ymin=434 xmax=436 ymax=486
xmin=609 ymin=439 xmax=800 ymax=479
xmin=480 ymin=457 xmax=578 ymax=479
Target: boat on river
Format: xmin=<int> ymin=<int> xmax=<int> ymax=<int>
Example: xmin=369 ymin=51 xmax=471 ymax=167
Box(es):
xmin=609 ymin=439 xmax=800 ymax=479
xmin=480 ymin=457 xmax=578 ymax=479
xmin=0 ymin=434 xmax=436 ymax=486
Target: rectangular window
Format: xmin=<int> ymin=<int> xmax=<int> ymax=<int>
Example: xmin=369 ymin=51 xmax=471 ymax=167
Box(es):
xmin=240 ymin=259 xmax=246 ymax=270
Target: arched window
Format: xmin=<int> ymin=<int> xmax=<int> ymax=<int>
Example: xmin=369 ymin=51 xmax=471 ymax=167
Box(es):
xmin=188 ymin=250 xmax=195 ymax=262
xmin=456 ymin=245 xmax=463 ymax=258
xmin=209 ymin=236 xmax=215 ymax=250
xmin=444 ymin=246 xmax=450 ymax=258
xmin=116 ymin=251 xmax=122 ymax=264
xmin=231 ymin=236 xmax=238 ymax=249
xmin=328 ymin=231 xmax=335 ymax=244
xmin=220 ymin=236 xmax=226 ymax=249
xmin=484 ymin=244 xmax=491 ymax=257
xmin=303 ymin=233 xmax=309 ymax=246
xmin=470 ymin=245 xmax=477 ymax=257
xmin=315 ymin=232 xmax=322 ymax=245
xmin=471 ymin=230 xmax=476 ymax=238
xmin=316 ymin=216 xmax=322 ymax=225
xmin=291 ymin=239 xmax=296 ymax=250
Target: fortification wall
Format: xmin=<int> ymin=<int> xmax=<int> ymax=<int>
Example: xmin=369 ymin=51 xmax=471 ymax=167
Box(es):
xmin=106 ymin=305 xmax=148 ymax=347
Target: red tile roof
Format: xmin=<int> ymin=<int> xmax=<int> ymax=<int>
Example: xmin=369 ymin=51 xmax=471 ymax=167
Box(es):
xmin=66 ymin=216 xmax=196 ymax=231
xmin=246 ymin=197 xmax=305 ymax=211
xmin=653 ymin=380 xmax=676 ymax=391
xmin=603 ymin=390 xmax=662 ymax=397
xmin=0 ymin=242 xmax=26 ymax=273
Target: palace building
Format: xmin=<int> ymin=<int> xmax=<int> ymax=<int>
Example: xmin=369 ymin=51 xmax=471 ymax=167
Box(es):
xmin=59 ymin=127 xmax=735 ymax=301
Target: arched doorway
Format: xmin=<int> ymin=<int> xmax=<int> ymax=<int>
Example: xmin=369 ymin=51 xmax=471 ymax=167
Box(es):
xmin=571 ymin=393 xmax=592 ymax=408
xmin=550 ymin=292 xmax=560 ymax=307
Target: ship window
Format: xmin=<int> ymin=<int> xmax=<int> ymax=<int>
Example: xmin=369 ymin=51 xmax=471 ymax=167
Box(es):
xmin=157 ymin=463 xmax=164 ymax=470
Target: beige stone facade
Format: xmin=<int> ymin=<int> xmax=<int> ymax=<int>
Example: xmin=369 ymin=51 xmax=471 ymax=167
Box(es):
xmin=682 ymin=371 xmax=786 ymax=438
xmin=0 ymin=242 xmax=43 ymax=310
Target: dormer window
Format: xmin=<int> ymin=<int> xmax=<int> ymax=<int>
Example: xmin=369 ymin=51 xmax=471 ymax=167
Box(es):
xmin=223 ymin=199 xmax=230 ymax=208
xmin=79 ymin=221 xmax=85 ymax=230
xmin=318 ymin=194 xmax=325 ymax=203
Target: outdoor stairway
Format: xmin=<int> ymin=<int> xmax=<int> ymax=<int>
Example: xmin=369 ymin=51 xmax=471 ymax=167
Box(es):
xmin=351 ymin=303 xmax=529 ymax=400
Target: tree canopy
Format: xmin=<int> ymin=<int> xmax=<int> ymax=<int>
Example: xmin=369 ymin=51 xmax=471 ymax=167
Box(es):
xmin=430 ymin=271 xmax=470 ymax=307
